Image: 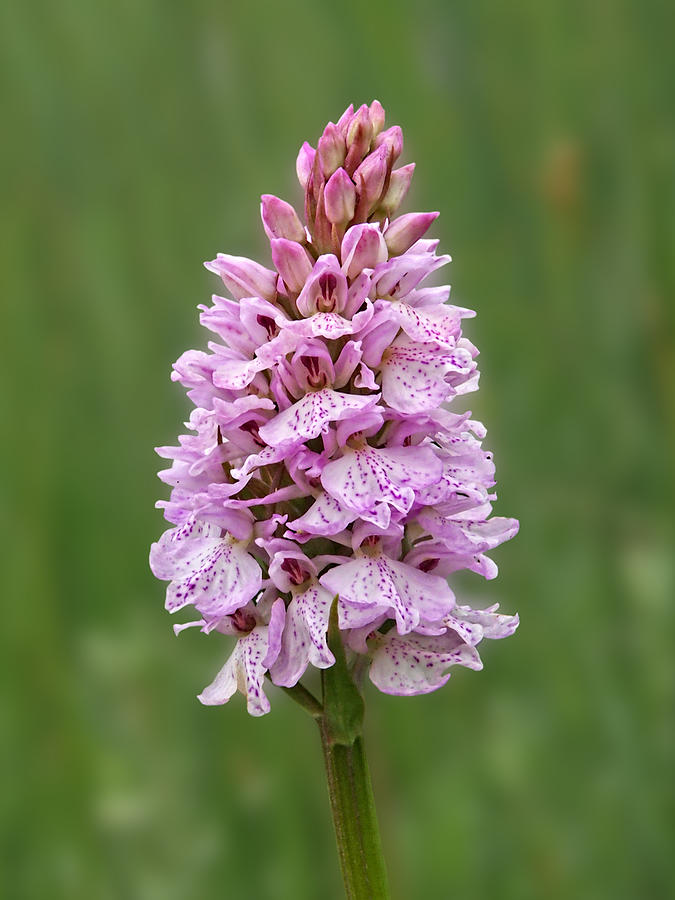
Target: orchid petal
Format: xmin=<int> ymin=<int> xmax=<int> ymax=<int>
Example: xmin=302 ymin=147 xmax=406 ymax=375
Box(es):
xmin=369 ymin=629 xmax=483 ymax=696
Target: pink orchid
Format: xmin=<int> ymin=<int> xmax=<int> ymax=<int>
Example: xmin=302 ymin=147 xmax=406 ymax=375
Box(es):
xmin=151 ymin=101 xmax=518 ymax=717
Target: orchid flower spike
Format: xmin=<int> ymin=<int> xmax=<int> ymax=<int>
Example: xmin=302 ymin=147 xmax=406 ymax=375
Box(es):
xmin=151 ymin=101 xmax=519 ymax=716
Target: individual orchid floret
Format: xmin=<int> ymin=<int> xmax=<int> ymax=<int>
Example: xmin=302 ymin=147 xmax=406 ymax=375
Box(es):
xmin=317 ymin=122 xmax=346 ymax=179
xmin=384 ymin=212 xmax=439 ymax=256
xmin=204 ymin=253 xmax=278 ymax=302
xmin=152 ymin=100 xmax=518 ymax=716
xmin=198 ymin=595 xmax=286 ymax=715
xmin=270 ymin=239 xmax=313 ymax=294
xmin=341 ymin=224 xmax=388 ymax=278
xmin=324 ymin=168 xmax=357 ymax=226
xmin=376 ymin=162 xmax=415 ymax=219
xmin=260 ymin=194 xmax=306 ymax=243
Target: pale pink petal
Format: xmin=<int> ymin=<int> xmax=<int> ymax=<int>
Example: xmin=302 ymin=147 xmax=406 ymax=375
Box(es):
xmin=286 ymin=492 xmax=356 ymax=538
xmin=284 ymin=300 xmax=374 ymax=340
xmin=415 ymin=512 xmax=520 ymax=553
xmin=271 ymin=585 xmax=334 ymax=687
xmin=380 ymin=334 xmax=476 ymax=412
xmin=369 ymin=630 xmax=483 ymax=696
xmin=389 ymin=299 xmax=462 ymax=346
xmin=198 ymin=625 xmax=272 ymax=715
xmin=320 ymin=554 xmax=455 ymax=635
xmin=205 ymin=254 xmax=278 ymax=302
xmin=446 ymin=603 xmax=519 ymax=644
xmin=149 ymin=519 xmax=261 ymax=619
xmin=320 ymin=444 xmax=442 ymax=521
xmin=372 ymin=251 xmax=450 ymax=299
xmin=258 ymin=389 xmax=381 ymax=449
xmin=262 ymin=598 xmax=286 ymax=667
xmin=354 ymin=363 xmax=379 ymax=391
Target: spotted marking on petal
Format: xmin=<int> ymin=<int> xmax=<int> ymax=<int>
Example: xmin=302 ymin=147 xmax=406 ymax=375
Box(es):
xmin=198 ymin=625 xmax=273 ymax=715
xmin=380 ymin=336 xmax=475 ymax=413
xmin=392 ymin=302 xmax=462 ymax=347
xmin=150 ymin=519 xmax=262 ymax=620
xmin=271 ymin=585 xmax=334 ymax=687
xmin=320 ymin=554 xmax=454 ymax=635
xmin=287 ymin=492 xmax=356 ymax=537
xmin=320 ymin=444 xmax=442 ymax=520
xmin=258 ymin=389 xmax=380 ymax=449
xmin=369 ymin=629 xmax=483 ymax=696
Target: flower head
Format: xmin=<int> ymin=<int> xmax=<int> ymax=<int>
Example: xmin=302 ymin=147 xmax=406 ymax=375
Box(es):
xmin=151 ymin=102 xmax=518 ymax=715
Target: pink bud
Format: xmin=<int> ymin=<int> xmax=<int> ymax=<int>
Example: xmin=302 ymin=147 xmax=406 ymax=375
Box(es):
xmin=341 ymin=224 xmax=388 ymax=278
xmin=345 ymin=105 xmax=373 ymax=173
xmin=260 ymin=195 xmax=306 ymax=243
xmin=374 ymin=125 xmax=403 ymax=163
xmin=336 ymin=103 xmax=355 ymax=135
xmin=312 ymin=185 xmax=334 ymax=255
xmin=353 ymin=145 xmax=389 ymax=219
xmin=270 ymin=239 xmax=313 ymax=293
xmin=378 ymin=163 xmax=415 ymax=216
xmin=384 ymin=212 xmax=439 ymax=256
xmin=324 ymin=168 xmax=356 ymax=226
xmin=317 ymin=123 xmax=346 ymax=179
xmin=204 ymin=254 xmax=278 ymax=301
xmin=296 ymin=142 xmax=316 ymax=189
xmin=369 ymin=100 xmax=386 ymax=137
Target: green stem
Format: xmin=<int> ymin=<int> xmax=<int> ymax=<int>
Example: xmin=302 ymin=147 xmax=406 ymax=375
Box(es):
xmin=318 ymin=603 xmax=390 ymax=899
xmin=318 ymin=721 xmax=390 ymax=900
xmin=276 ymin=680 xmax=323 ymax=718
xmin=279 ymin=604 xmax=390 ymax=898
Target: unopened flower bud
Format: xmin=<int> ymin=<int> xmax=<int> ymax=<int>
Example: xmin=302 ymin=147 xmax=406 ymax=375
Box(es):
xmin=204 ymin=253 xmax=278 ymax=301
xmin=353 ymin=145 xmax=390 ymax=220
xmin=318 ymin=123 xmax=346 ymax=179
xmin=312 ymin=185 xmax=334 ymax=254
xmin=345 ymin=105 xmax=373 ymax=173
xmin=261 ymin=195 xmax=306 ymax=243
xmin=374 ymin=125 xmax=403 ymax=164
xmin=270 ymin=239 xmax=313 ymax=293
xmin=369 ymin=100 xmax=386 ymax=137
xmin=377 ymin=163 xmax=415 ymax=217
xmin=341 ymin=223 xmax=388 ymax=278
xmin=336 ymin=103 xmax=354 ymax=135
xmin=296 ymin=142 xmax=316 ymax=189
xmin=324 ymin=168 xmax=356 ymax=226
xmin=384 ymin=212 xmax=439 ymax=256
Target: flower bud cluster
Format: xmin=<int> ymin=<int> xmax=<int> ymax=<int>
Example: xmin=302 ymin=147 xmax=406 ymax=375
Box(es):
xmin=150 ymin=102 xmax=518 ymax=715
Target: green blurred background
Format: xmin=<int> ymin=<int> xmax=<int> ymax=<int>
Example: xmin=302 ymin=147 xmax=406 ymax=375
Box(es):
xmin=2 ymin=0 xmax=673 ymax=897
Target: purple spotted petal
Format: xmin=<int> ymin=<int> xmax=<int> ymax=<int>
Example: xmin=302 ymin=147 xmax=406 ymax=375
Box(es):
xmin=286 ymin=491 xmax=356 ymax=538
xmin=258 ymin=389 xmax=381 ymax=449
xmin=270 ymin=585 xmax=335 ymax=687
xmin=320 ymin=553 xmax=455 ymax=635
xmin=369 ymin=629 xmax=483 ymax=696
xmin=387 ymin=299 xmax=462 ymax=346
xmin=320 ymin=444 xmax=442 ymax=522
xmin=445 ymin=603 xmax=519 ymax=644
xmin=149 ymin=518 xmax=261 ymax=620
xmin=379 ymin=334 xmax=476 ymax=412
xmin=415 ymin=512 xmax=520 ymax=554
xmin=284 ymin=300 xmax=374 ymax=340
xmin=198 ymin=610 xmax=284 ymax=716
